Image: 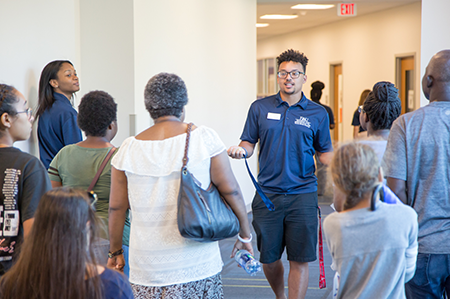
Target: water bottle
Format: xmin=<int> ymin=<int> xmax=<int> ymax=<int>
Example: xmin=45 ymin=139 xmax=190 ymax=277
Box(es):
xmin=234 ymin=250 xmax=262 ymax=276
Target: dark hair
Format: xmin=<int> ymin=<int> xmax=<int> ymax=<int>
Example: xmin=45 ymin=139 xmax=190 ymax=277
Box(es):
xmin=0 ymin=187 xmax=103 ymax=299
xmin=277 ymin=49 xmax=309 ymax=72
xmin=36 ymin=60 xmax=73 ymax=117
xmin=0 ymin=84 xmax=19 ymax=118
xmin=363 ymin=81 xmax=401 ymax=131
xmin=358 ymin=89 xmax=371 ymax=106
xmin=310 ymin=81 xmax=325 ymax=102
xmin=331 ymin=142 xmax=379 ymax=210
xmin=77 ymin=91 xmax=117 ymax=137
xmin=144 ymin=73 xmax=188 ymax=119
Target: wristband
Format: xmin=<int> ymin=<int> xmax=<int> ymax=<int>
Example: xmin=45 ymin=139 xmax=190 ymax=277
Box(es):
xmin=237 ymin=233 xmax=252 ymax=243
xmin=108 ymin=248 xmax=124 ymax=259
xmin=240 ymin=147 xmax=248 ymax=158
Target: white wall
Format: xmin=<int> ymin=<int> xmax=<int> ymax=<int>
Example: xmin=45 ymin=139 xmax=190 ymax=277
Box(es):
xmin=0 ymin=0 xmax=80 ymax=155
xmin=0 ymin=0 xmax=257 ymax=207
xmin=420 ymin=0 xmax=450 ymax=107
xmin=133 ymin=0 xmax=257 ymax=207
xmin=257 ymin=2 xmax=421 ymax=142
xmin=79 ymin=0 xmax=135 ymax=144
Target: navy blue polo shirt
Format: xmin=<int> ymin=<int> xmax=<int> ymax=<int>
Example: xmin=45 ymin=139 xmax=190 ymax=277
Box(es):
xmin=38 ymin=92 xmax=82 ymax=169
xmin=240 ymin=92 xmax=332 ymax=194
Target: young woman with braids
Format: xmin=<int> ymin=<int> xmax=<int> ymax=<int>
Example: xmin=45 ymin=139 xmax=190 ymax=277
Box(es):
xmin=358 ymin=81 xmax=401 ymax=172
xmin=0 ymin=84 xmax=51 ymax=276
xmin=0 ymin=187 xmax=133 ymax=299
xmin=36 ymin=60 xmax=82 ymax=169
xmin=323 ymin=142 xmax=418 ymax=299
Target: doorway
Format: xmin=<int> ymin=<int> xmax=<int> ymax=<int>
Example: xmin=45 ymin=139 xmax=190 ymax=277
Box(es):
xmin=330 ymin=64 xmax=343 ymax=142
xmin=396 ymin=55 xmax=415 ymax=114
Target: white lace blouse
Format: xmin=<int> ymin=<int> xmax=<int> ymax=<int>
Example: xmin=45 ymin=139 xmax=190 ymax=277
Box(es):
xmin=112 ymin=126 xmax=225 ymax=287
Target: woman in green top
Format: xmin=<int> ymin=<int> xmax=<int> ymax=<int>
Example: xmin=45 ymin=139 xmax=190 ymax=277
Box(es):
xmin=48 ymin=90 xmax=131 ymax=276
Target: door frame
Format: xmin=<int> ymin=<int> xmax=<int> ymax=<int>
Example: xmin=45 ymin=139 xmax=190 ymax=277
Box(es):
xmin=329 ymin=62 xmax=343 ymax=143
xmin=395 ymin=53 xmax=416 ymax=114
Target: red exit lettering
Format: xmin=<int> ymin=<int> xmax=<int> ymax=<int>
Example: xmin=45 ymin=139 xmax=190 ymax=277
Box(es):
xmin=338 ymin=3 xmax=357 ymax=17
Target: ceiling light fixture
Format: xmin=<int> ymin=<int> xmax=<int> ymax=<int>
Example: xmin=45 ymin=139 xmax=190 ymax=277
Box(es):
xmin=260 ymin=14 xmax=298 ymax=20
xmin=291 ymin=4 xmax=335 ymax=10
xmin=256 ymin=23 xmax=269 ymax=28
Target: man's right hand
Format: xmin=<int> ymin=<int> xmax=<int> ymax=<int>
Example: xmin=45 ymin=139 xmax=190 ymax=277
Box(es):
xmin=227 ymin=146 xmax=246 ymax=159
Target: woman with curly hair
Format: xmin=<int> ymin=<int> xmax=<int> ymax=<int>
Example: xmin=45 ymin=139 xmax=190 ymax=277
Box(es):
xmin=107 ymin=73 xmax=253 ymax=298
xmin=323 ymin=142 xmax=418 ymax=299
xmin=0 ymin=187 xmax=133 ymax=299
xmin=47 ymin=91 xmax=130 ymax=273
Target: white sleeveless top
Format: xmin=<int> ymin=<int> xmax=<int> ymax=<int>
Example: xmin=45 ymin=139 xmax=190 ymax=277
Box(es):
xmin=112 ymin=126 xmax=225 ymax=287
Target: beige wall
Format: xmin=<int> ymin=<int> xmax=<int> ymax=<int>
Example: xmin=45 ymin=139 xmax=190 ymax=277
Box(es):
xmin=257 ymin=2 xmax=421 ymax=142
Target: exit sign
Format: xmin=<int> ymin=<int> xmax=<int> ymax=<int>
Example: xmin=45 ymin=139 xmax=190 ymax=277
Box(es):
xmin=338 ymin=3 xmax=357 ymax=16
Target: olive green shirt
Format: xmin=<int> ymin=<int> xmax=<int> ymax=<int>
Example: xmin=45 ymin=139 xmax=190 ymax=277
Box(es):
xmin=48 ymin=145 xmax=130 ymax=246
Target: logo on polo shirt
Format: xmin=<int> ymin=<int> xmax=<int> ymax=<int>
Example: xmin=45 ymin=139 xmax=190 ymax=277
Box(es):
xmin=295 ymin=116 xmax=311 ymax=128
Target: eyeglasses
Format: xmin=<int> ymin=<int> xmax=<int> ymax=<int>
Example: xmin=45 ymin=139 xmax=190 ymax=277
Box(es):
xmin=87 ymin=191 xmax=98 ymax=210
xmin=16 ymin=108 xmax=33 ymax=119
xmin=277 ymin=71 xmax=305 ymax=79
xmin=358 ymin=105 xmax=365 ymax=113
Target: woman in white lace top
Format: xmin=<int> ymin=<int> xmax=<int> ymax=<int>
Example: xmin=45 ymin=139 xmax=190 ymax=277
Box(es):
xmin=107 ymin=73 xmax=253 ymax=299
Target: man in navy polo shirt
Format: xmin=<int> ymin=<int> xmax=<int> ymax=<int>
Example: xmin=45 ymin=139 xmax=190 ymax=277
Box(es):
xmin=228 ymin=49 xmax=333 ymax=299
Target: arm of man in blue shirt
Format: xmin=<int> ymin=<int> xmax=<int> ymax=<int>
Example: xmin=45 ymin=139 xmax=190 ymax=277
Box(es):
xmin=316 ymin=151 xmax=333 ymax=165
xmin=227 ymin=141 xmax=255 ymax=159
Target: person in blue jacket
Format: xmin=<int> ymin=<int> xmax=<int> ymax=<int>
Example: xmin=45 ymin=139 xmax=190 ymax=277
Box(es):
xmin=36 ymin=60 xmax=82 ymax=169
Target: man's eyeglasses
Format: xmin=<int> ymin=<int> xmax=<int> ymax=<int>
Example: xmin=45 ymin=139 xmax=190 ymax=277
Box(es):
xmin=87 ymin=191 xmax=98 ymax=210
xmin=358 ymin=105 xmax=365 ymax=113
xmin=16 ymin=108 xmax=33 ymax=119
xmin=277 ymin=71 xmax=305 ymax=79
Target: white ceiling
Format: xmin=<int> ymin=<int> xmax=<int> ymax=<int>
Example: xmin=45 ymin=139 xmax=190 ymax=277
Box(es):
xmin=257 ymin=0 xmax=420 ymax=40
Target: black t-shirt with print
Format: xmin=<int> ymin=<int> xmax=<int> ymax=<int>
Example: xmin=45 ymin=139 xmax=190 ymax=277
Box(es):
xmin=0 ymin=147 xmax=51 ymax=275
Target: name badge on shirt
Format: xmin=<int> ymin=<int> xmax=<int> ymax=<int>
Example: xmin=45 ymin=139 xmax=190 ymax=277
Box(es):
xmin=267 ymin=112 xmax=281 ymax=120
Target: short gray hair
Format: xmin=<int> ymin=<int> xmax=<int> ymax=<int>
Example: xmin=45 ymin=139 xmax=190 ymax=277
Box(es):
xmin=144 ymin=73 xmax=188 ymax=119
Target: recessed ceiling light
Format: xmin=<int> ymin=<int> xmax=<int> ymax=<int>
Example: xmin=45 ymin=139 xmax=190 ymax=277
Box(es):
xmin=260 ymin=14 xmax=298 ymax=20
xmin=291 ymin=4 xmax=335 ymax=10
xmin=256 ymin=23 xmax=269 ymax=28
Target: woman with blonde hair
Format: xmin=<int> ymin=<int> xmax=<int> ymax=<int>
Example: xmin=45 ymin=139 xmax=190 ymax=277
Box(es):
xmin=323 ymin=142 xmax=418 ymax=299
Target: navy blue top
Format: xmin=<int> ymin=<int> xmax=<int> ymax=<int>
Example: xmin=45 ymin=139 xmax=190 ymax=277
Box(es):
xmin=313 ymin=100 xmax=335 ymax=126
xmin=240 ymin=92 xmax=332 ymax=194
xmin=99 ymin=268 xmax=134 ymax=299
xmin=352 ymin=109 xmax=366 ymax=133
xmin=38 ymin=92 xmax=82 ymax=169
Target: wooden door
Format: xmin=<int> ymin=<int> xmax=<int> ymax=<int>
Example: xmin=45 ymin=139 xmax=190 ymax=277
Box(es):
xmin=333 ymin=64 xmax=342 ymax=142
xmin=400 ymin=57 xmax=414 ymax=114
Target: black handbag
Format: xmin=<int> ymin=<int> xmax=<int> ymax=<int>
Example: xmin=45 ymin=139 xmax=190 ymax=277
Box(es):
xmin=177 ymin=123 xmax=240 ymax=242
